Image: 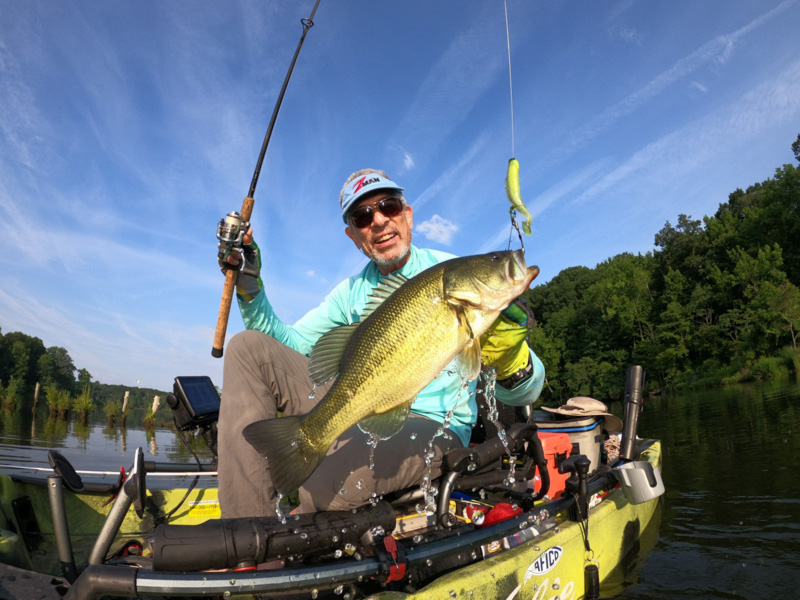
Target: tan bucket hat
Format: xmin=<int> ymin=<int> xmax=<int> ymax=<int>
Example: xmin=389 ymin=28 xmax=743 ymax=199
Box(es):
xmin=541 ymin=397 xmax=623 ymax=432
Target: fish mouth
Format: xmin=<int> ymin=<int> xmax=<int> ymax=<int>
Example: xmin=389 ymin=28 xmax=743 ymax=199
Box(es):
xmin=507 ymin=250 xmax=539 ymax=287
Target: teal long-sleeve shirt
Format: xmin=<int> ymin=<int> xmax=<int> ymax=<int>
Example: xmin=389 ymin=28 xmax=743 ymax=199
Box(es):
xmin=238 ymin=245 xmax=545 ymax=446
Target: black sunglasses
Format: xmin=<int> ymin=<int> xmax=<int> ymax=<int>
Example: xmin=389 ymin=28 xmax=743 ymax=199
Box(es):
xmin=347 ymin=197 xmax=405 ymax=229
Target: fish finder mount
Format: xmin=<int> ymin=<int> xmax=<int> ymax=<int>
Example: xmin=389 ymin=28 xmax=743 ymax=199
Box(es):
xmin=166 ymin=376 xmax=220 ymax=460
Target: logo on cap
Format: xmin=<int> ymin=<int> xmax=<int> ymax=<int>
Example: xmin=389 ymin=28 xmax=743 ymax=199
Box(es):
xmin=351 ymin=175 xmax=380 ymax=196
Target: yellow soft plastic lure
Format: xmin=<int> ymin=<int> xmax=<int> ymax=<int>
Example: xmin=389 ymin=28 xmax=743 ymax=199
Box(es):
xmin=505 ymin=158 xmax=532 ymax=236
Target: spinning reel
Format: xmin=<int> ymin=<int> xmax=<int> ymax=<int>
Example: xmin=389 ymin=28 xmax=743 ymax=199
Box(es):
xmin=216 ymin=211 xmax=250 ymax=264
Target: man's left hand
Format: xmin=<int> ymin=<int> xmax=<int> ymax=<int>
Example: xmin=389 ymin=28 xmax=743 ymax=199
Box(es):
xmin=480 ymin=299 xmax=531 ymax=382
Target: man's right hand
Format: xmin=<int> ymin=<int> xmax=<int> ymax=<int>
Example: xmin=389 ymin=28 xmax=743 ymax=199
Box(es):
xmin=219 ymin=229 xmax=263 ymax=302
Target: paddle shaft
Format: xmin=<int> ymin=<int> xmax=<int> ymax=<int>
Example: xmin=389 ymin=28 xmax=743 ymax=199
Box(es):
xmin=212 ymin=0 xmax=321 ymax=358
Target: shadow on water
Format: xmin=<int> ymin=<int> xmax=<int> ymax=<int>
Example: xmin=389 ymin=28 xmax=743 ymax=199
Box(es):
xmin=601 ymin=501 xmax=663 ymax=598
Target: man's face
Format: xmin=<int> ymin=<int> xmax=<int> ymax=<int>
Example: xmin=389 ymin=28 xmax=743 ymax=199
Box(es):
xmin=345 ymin=191 xmax=414 ymax=275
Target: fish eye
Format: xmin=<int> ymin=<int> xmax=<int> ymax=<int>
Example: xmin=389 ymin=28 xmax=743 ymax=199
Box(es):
xmin=490 ymin=253 xmax=501 ymax=262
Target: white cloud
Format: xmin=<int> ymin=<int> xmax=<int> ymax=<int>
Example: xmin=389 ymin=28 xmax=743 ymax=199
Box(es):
xmin=416 ymin=215 xmax=458 ymax=246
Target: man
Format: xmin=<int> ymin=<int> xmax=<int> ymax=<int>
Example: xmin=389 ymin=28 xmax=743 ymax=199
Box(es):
xmin=217 ymin=169 xmax=545 ymax=518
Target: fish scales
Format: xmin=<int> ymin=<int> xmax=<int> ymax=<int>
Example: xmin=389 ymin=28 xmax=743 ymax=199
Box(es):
xmin=302 ymin=263 xmax=466 ymax=450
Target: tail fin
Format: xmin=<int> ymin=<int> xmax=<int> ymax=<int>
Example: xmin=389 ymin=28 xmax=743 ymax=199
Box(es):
xmin=242 ymin=416 xmax=328 ymax=497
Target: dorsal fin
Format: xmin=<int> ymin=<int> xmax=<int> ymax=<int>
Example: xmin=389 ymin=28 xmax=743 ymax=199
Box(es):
xmin=361 ymin=272 xmax=408 ymax=319
xmin=308 ymin=273 xmax=408 ymax=385
xmin=308 ymin=324 xmax=358 ymax=385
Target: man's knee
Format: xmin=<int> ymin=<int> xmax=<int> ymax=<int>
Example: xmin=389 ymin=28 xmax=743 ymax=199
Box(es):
xmin=227 ymin=329 xmax=267 ymax=360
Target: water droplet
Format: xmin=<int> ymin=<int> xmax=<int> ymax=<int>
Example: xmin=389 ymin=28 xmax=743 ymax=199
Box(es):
xmin=311 ymin=590 xmax=319 ymax=599
xmin=413 ymin=534 xmax=423 ymax=544
xmin=335 ymin=549 xmax=343 ymax=558
xmin=426 ymin=559 xmax=433 ymax=567
xmin=449 ymin=591 xmax=457 ymax=598
xmin=410 ymin=433 xmax=417 ymax=440
xmin=552 ymin=581 xmax=560 ymax=590
xmin=334 ymin=585 xmax=344 ymax=595
xmin=300 ymin=532 xmax=308 ymax=540
xmin=332 ymin=535 xmax=339 ymax=543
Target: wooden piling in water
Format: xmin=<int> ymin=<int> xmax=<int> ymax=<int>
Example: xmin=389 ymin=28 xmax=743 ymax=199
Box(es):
xmin=121 ymin=391 xmax=130 ymax=428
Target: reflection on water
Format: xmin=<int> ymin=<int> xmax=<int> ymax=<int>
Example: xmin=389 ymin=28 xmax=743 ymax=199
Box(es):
xmin=607 ymin=376 xmax=800 ymax=599
xmin=0 ymin=402 xmax=214 ymax=489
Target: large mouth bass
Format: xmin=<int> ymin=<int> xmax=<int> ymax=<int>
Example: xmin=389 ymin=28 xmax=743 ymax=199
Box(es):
xmin=243 ymin=250 xmax=539 ymax=496
xmin=505 ymin=158 xmax=532 ymax=236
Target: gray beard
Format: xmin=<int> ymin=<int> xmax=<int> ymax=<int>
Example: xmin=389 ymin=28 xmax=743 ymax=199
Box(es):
xmin=365 ymin=241 xmax=411 ymax=271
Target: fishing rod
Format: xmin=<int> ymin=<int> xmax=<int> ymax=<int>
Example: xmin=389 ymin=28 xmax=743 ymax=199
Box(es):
xmin=212 ymin=0 xmax=322 ymax=358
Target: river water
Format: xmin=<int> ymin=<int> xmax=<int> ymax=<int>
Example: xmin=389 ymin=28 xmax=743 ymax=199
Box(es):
xmin=605 ymin=376 xmax=800 ymax=599
xmin=1 ymin=378 xmax=799 ymax=598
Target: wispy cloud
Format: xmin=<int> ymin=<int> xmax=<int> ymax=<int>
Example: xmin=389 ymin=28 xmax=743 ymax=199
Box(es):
xmin=609 ymin=24 xmax=643 ymax=47
xmin=550 ymin=0 xmax=798 ymax=163
xmin=387 ymin=4 xmax=504 ymax=168
xmin=573 ymin=58 xmax=800 ymax=205
xmin=412 ymin=132 xmax=491 ymax=213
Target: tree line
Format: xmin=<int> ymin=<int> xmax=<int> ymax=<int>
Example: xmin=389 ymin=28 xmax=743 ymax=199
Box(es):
xmin=525 ymin=134 xmax=800 ymax=401
xmin=0 ymin=328 xmax=167 ymax=412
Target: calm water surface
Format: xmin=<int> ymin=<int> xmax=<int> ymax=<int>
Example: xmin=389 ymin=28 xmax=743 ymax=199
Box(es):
xmin=606 ymin=376 xmax=800 ymax=600
xmin=1 ymin=378 xmax=799 ymax=599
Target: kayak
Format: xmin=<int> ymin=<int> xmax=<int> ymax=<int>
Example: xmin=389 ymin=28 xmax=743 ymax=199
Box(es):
xmin=0 ymin=439 xmax=662 ymax=599
xmin=0 ymin=373 xmax=663 ymax=599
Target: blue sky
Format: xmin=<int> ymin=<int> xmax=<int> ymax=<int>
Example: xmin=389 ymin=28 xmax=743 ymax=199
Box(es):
xmin=1 ymin=0 xmax=799 ymax=391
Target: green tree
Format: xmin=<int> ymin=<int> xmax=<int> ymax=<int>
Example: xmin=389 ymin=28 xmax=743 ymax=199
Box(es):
xmin=46 ymin=346 xmax=77 ymax=392
xmin=77 ymin=368 xmax=92 ymax=387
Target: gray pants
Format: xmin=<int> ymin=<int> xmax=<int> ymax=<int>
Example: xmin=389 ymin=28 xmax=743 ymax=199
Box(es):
xmin=217 ymin=330 xmax=464 ymax=518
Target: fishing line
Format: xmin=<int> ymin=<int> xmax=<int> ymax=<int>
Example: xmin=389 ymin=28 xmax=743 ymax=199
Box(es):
xmin=503 ymin=0 xmax=531 ymax=252
xmin=504 ymin=0 xmax=515 ymax=157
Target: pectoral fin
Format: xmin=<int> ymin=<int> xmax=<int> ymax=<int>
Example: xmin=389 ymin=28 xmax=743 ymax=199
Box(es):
xmin=455 ymin=338 xmax=482 ymax=381
xmin=358 ymin=401 xmax=413 ymax=440
xmin=308 ymin=324 xmax=358 ymax=385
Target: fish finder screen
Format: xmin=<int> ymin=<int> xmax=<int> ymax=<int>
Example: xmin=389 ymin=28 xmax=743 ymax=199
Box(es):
xmin=174 ymin=376 xmax=220 ymax=418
